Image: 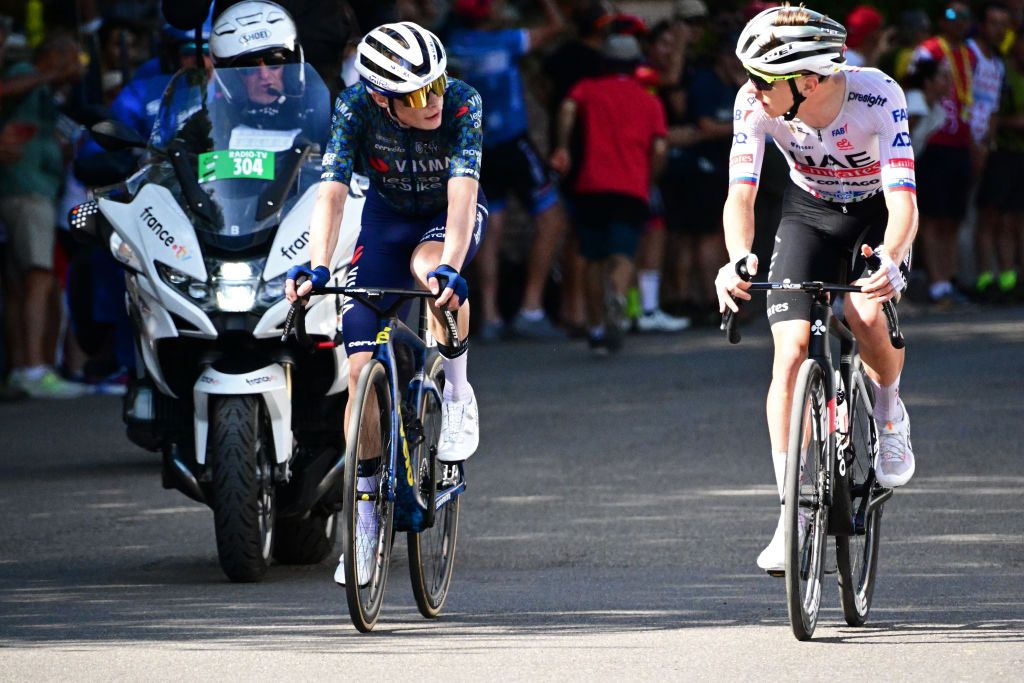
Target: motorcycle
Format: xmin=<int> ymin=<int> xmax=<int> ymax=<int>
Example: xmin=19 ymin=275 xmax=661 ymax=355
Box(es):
xmin=69 ymin=63 xmax=365 ymax=582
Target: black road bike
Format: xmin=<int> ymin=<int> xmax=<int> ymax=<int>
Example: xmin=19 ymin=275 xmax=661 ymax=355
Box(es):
xmin=722 ymin=257 xmax=904 ymax=640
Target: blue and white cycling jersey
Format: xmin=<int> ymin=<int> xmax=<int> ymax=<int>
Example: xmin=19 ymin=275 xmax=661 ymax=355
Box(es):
xmin=320 ymin=78 xmax=484 ymax=217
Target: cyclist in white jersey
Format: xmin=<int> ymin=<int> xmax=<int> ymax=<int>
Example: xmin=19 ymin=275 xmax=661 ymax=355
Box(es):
xmin=715 ymin=5 xmax=919 ymax=573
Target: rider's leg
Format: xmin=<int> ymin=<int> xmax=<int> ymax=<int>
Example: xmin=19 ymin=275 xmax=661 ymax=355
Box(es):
xmin=845 ymin=292 xmax=906 ymax=421
xmin=767 ymin=320 xmax=811 ymax=494
xmin=520 ymin=200 xmax=567 ymax=313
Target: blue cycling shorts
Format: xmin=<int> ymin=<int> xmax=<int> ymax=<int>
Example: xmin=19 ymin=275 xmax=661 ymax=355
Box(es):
xmin=342 ymin=187 xmax=488 ymax=355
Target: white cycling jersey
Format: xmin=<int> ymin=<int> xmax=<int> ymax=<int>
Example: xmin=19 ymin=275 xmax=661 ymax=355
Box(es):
xmin=729 ymin=67 xmax=917 ymax=204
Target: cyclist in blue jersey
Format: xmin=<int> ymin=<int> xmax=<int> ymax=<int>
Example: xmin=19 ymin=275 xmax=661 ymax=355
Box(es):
xmin=446 ymin=0 xmax=568 ymax=341
xmin=286 ymin=21 xmax=486 ymax=461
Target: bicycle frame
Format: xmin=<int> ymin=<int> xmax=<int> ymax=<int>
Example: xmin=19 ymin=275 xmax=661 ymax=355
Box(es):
xmin=286 ymin=287 xmax=465 ymax=532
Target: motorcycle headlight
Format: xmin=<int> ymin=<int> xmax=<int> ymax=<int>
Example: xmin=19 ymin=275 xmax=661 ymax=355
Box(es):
xmin=158 ymin=259 xmax=282 ymax=314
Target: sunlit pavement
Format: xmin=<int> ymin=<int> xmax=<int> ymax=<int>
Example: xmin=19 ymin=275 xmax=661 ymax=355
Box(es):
xmin=1 ymin=304 xmax=1022 ymax=678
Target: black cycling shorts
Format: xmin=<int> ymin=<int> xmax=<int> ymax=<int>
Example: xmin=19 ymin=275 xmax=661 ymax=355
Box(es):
xmin=766 ymin=187 xmax=887 ymax=326
xmin=479 ymin=133 xmax=560 ymax=215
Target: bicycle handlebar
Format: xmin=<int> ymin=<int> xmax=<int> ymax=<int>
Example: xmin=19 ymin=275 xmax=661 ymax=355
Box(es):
xmin=720 ymin=254 xmax=905 ymax=349
xmin=281 ymin=284 xmax=462 ymax=352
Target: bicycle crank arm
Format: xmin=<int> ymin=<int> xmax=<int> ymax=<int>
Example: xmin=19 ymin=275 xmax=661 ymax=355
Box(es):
xmin=866 ymin=487 xmax=893 ymax=515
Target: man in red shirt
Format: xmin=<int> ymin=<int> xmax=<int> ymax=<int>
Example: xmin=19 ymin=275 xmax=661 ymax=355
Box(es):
xmin=911 ymin=2 xmax=978 ymax=304
xmin=551 ymin=34 xmax=668 ymax=354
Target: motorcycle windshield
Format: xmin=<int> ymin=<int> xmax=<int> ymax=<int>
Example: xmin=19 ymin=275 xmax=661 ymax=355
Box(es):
xmin=149 ymin=63 xmax=331 ymax=242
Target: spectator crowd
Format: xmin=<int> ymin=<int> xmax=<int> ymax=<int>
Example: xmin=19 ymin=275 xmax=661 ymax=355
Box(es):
xmin=2 ymin=0 xmax=1024 ymax=399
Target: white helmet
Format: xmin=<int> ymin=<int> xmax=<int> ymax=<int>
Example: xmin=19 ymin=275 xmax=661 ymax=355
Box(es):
xmin=210 ymin=0 xmax=302 ymax=66
xmin=735 ymin=5 xmax=846 ymax=76
xmin=355 ymin=22 xmax=447 ymax=96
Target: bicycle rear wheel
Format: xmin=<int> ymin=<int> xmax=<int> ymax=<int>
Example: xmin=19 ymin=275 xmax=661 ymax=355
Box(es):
xmin=341 ymin=360 xmax=395 ymax=632
xmin=837 ymin=367 xmax=884 ymax=626
xmin=785 ymin=359 xmax=830 ymax=641
xmin=408 ymin=354 xmax=460 ymax=618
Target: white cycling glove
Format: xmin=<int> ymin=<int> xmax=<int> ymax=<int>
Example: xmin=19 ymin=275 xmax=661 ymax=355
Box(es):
xmin=874 ymin=246 xmax=907 ymax=294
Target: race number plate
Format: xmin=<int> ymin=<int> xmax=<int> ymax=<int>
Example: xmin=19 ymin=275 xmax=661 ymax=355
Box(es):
xmin=198 ymin=149 xmax=275 ymax=183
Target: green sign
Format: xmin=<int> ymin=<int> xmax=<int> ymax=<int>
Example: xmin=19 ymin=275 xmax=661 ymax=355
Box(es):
xmin=198 ymin=149 xmax=275 ymax=183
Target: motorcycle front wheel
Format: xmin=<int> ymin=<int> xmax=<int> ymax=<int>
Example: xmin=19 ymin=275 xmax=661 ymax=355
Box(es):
xmin=210 ymin=395 xmax=276 ymax=582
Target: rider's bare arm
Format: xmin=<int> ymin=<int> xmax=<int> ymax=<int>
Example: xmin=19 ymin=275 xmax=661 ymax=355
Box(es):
xmin=880 ymin=188 xmax=918 ymax=267
xmin=309 ymin=182 xmax=348 ymax=270
xmin=440 ymin=177 xmax=479 ymax=272
xmin=723 ymin=183 xmax=758 ymax=261
xmin=286 ymin=182 xmax=347 ymax=300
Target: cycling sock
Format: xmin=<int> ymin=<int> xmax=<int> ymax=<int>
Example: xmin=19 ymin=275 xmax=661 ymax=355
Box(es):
xmin=772 ymin=451 xmax=787 ymax=501
xmin=869 ymin=374 xmax=903 ymax=423
xmin=357 ymin=460 xmax=381 ymax=541
xmin=442 ymin=352 xmax=471 ymax=402
xmin=639 ymin=270 xmax=660 ymax=314
xmin=518 ymin=307 xmax=544 ymax=322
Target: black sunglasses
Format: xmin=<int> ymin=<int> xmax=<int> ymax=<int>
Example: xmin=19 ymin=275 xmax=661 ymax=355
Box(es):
xmin=231 ymin=50 xmax=291 ymax=69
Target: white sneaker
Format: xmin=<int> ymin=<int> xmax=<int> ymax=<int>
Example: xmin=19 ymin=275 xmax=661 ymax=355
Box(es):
xmin=437 ymin=392 xmax=479 ymax=462
xmin=636 ymin=308 xmax=691 ymax=333
xmin=757 ymin=508 xmax=808 ymax=573
xmin=875 ymin=402 xmax=914 ymax=487
xmin=334 ymin=500 xmax=378 ymax=587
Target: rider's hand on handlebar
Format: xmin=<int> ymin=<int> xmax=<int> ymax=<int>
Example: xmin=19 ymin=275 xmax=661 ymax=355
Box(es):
xmin=427 ymin=264 xmax=468 ymax=311
xmin=858 ymin=245 xmax=905 ymax=303
xmin=715 ymin=253 xmax=758 ymax=313
xmin=285 ymin=265 xmax=330 ymax=303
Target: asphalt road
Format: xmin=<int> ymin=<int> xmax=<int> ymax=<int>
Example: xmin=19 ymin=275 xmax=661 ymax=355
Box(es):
xmin=1 ymin=304 xmax=1023 ymax=680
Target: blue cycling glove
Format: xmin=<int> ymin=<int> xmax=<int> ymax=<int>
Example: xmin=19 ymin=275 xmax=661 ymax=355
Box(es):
xmin=286 ymin=264 xmax=330 ymax=291
xmin=427 ymin=264 xmax=469 ymax=303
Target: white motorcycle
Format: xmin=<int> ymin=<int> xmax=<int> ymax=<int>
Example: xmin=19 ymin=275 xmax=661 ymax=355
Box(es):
xmin=70 ymin=63 xmax=363 ymax=582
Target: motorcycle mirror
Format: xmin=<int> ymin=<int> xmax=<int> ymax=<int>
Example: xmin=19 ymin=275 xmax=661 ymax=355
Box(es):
xmin=91 ymin=120 xmax=147 ymax=151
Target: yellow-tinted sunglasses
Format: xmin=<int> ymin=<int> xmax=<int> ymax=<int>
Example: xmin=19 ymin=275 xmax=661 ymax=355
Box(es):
xmin=744 ymin=65 xmax=802 ymax=91
xmin=398 ymin=73 xmax=448 ymax=108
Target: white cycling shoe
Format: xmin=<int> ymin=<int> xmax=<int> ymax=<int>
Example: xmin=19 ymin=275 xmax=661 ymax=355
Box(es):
xmin=437 ymin=391 xmax=479 ymax=462
xmin=757 ymin=508 xmax=808 ymax=574
xmin=875 ymin=402 xmax=915 ymax=488
xmin=334 ymin=504 xmax=377 ymax=587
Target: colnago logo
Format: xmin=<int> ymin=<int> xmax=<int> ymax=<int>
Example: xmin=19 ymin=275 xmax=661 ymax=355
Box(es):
xmin=848 ymin=91 xmax=888 ymax=108
xmin=767 ymin=302 xmax=789 ymax=316
xmin=280 ymin=230 xmax=309 ymax=260
xmin=140 ymin=206 xmax=192 ymax=261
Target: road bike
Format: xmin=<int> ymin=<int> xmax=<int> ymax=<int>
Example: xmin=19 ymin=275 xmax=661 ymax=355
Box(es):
xmin=722 ymin=260 xmax=903 ymax=640
xmin=285 ymin=286 xmax=465 ymax=632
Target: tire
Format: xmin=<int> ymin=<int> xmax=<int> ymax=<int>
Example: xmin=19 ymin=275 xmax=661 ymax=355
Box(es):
xmin=409 ymin=354 xmax=460 ymax=618
xmin=272 ymin=512 xmax=337 ymax=565
xmin=341 ymin=360 xmax=395 ymax=632
xmin=210 ymin=395 xmax=275 ymax=583
xmin=837 ymin=368 xmax=884 ymax=626
xmin=785 ymin=360 xmax=830 ymax=641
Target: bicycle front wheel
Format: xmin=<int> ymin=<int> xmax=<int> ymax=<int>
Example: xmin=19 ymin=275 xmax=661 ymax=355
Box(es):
xmin=785 ymin=359 xmax=830 ymax=641
xmin=408 ymin=353 xmax=460 ymax=618
xmin=837 ymin=367 xmax=884 ymax=626
xmin=341 ymin=360 xmax=395 ymax=632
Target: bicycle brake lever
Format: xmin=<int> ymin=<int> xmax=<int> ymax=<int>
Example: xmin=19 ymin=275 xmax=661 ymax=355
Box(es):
xmin=862 ymin=252 xmax=906 ymax=350
xmin=721 ymin=256 xmax=753 ymax=345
